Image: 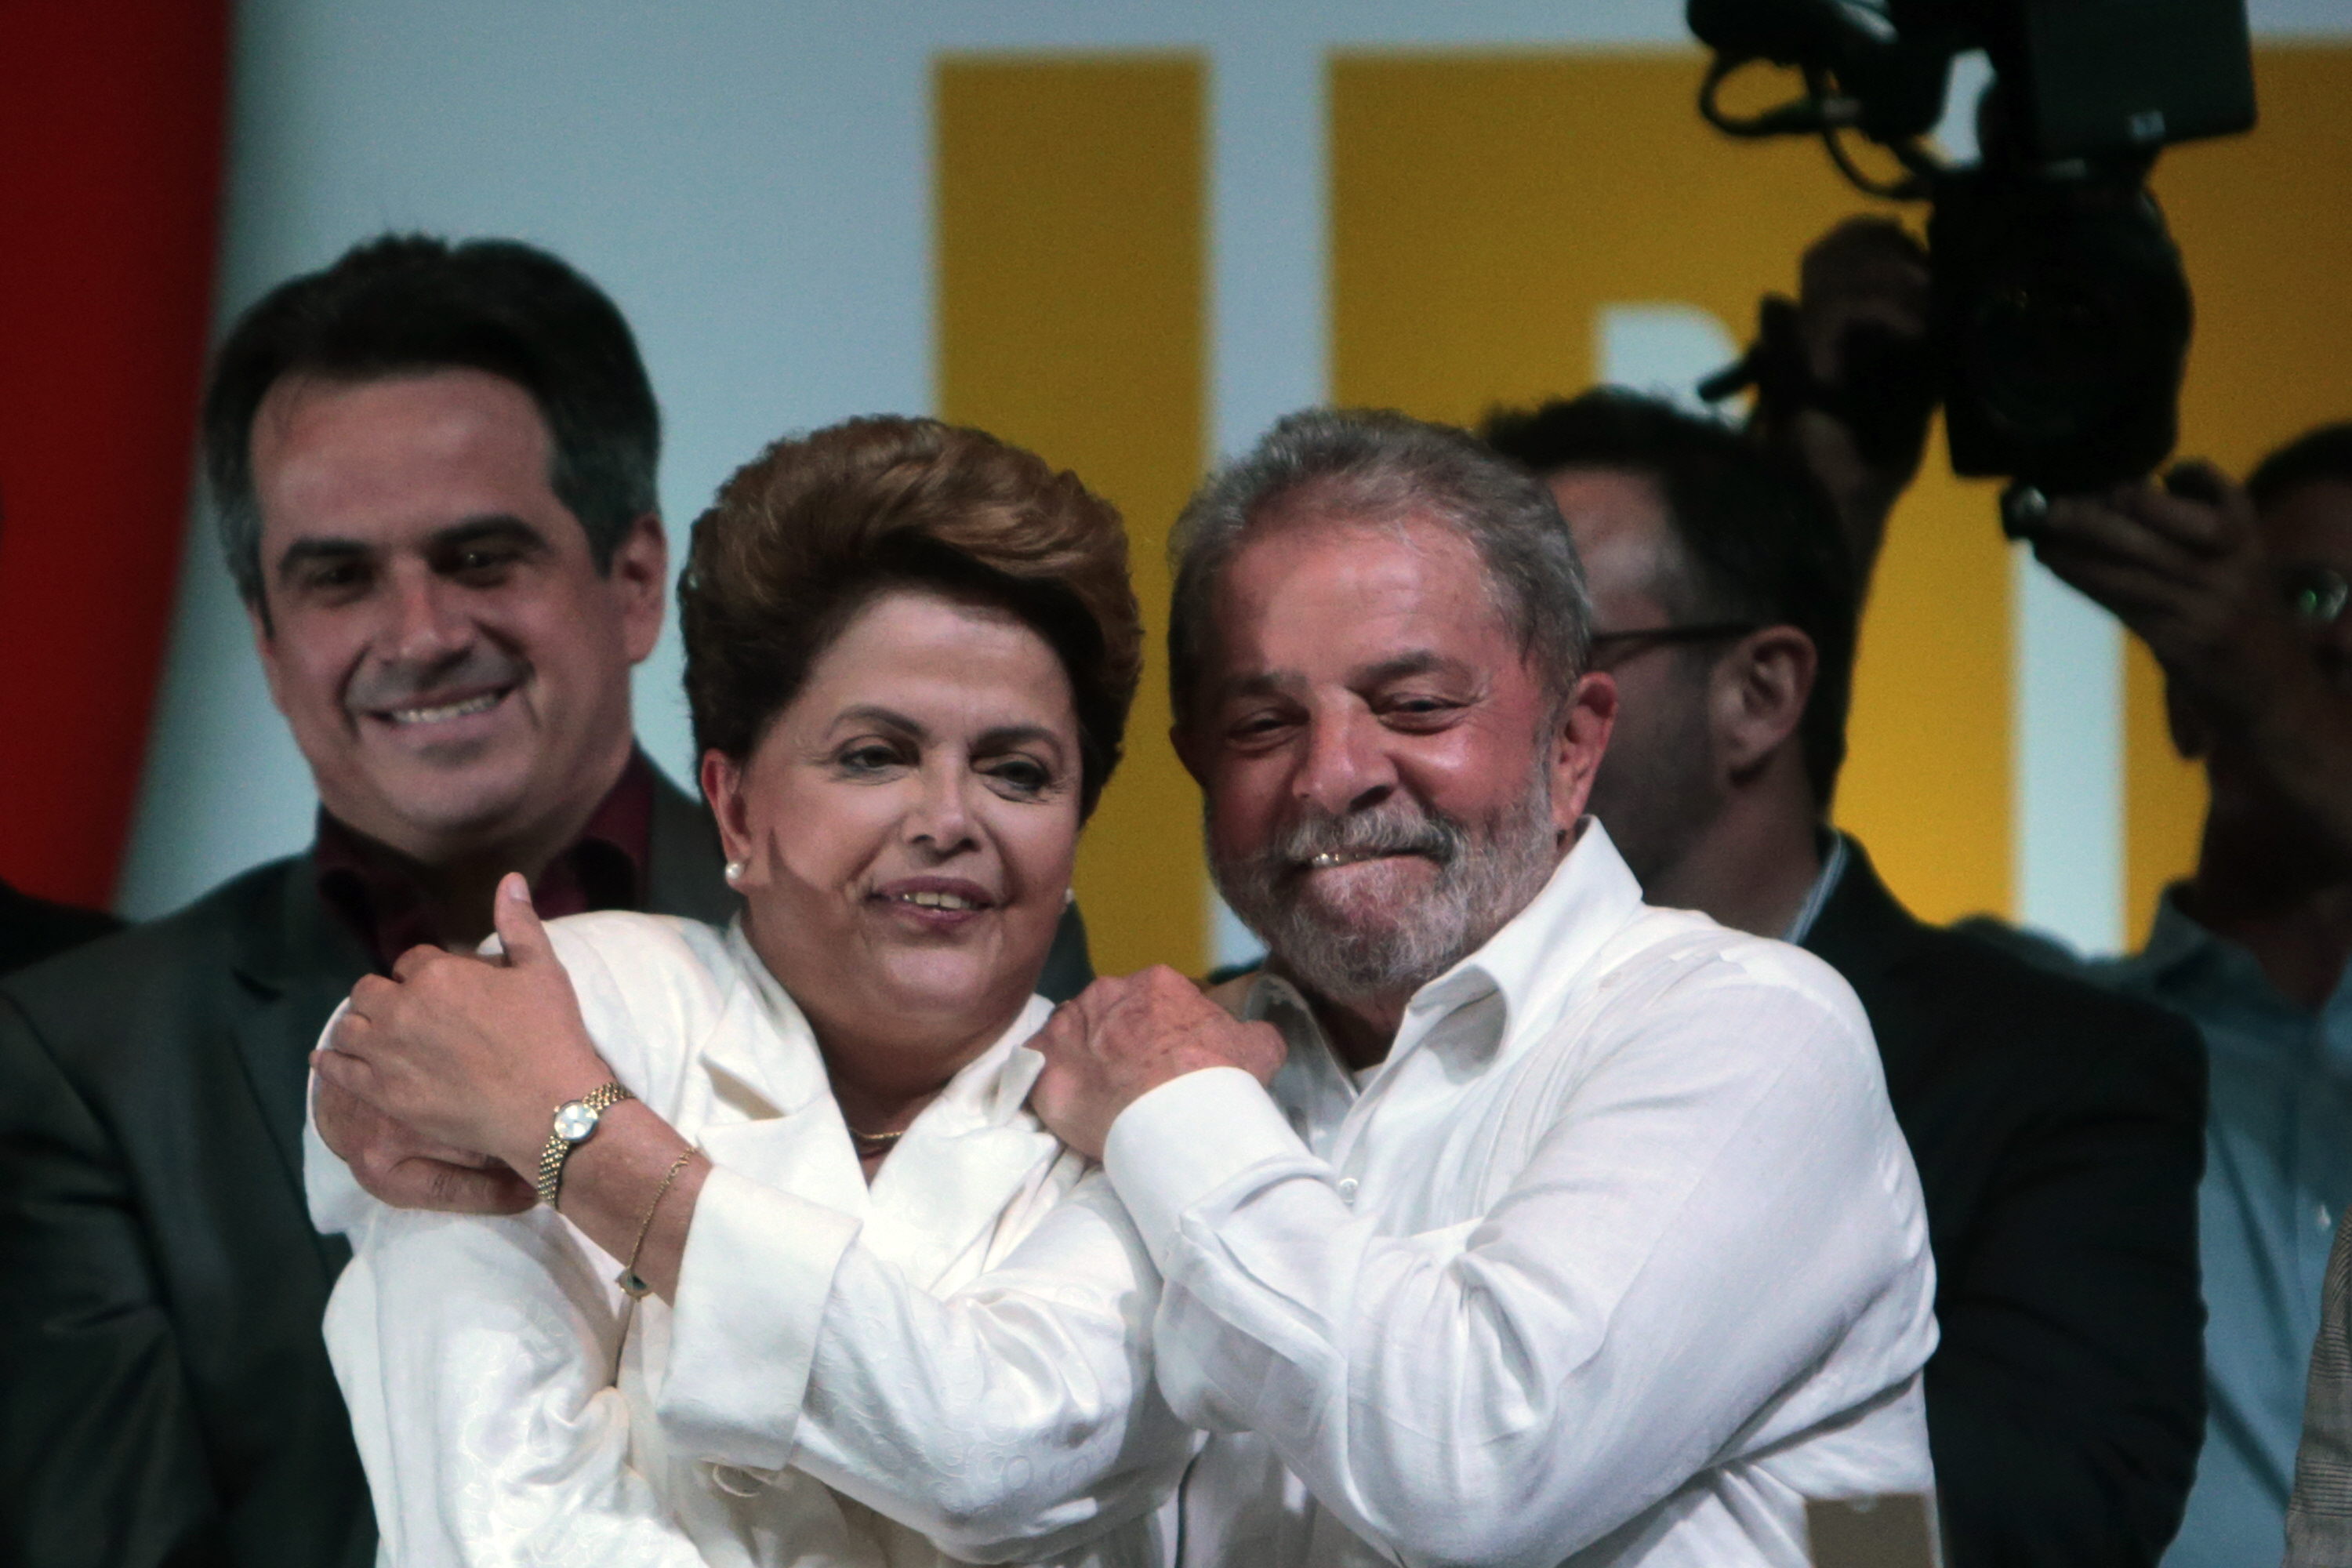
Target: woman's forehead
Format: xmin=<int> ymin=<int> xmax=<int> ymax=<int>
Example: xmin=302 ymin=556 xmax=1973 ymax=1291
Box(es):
xmin=791 ymin=589 xmax=1076 ymax=731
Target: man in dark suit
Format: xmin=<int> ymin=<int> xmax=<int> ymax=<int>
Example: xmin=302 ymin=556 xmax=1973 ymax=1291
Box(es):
xmin=1486 ymin=390 xmax=2209 ymax=1566
xmin=0 ymin=236 xmax=735 ymax=1568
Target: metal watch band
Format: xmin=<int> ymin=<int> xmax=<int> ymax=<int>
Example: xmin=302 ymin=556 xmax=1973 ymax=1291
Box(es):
xmin=534 ymin=1081 xmax=634 ymax=1208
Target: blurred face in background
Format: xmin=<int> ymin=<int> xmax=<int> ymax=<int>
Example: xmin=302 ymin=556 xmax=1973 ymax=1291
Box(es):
xmin=2262 ymin=480 xmax=2352 ymax=697
xmin=2194 ymin=477 xmax=2352 ymax=878
xmin=246 ymin=368 xmax=665 ymax=862
xmin=1548 ymin=467 xmax=1724 ymax=887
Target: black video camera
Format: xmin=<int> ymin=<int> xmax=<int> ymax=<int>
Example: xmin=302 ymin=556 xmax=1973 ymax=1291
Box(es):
xmin=1688 ymin=0 xmax=2256 ymax=499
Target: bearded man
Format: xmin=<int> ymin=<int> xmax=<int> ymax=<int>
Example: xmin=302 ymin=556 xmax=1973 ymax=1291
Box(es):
xmin=1029 ymin=408 xmax=1940 ymax=1566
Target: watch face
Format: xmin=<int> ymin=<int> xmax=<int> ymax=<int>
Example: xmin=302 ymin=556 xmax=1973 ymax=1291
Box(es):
xmin=553 ymin=1102 xmax=598 ymax=1142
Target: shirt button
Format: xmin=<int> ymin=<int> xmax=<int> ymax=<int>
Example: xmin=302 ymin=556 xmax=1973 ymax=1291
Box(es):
xmin=1337 ymin=1178 xmax=1359 ymax=1204
xmin=706 ymin=1463 xmax=763 ymax=1497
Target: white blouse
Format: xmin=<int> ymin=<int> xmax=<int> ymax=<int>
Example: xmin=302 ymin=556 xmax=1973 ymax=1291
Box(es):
xmin=306 ymin=912 xmax=1189 ymax=1567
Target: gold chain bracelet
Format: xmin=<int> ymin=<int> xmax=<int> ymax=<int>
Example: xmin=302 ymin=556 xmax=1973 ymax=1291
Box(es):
xmin=617 ymin=1149 xmax=699 ymax=1300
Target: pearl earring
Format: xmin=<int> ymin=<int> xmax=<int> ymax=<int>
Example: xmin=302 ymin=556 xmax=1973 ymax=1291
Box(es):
xmin=724 ymin=861 xmax=746 ymax=886
xmin=1064 ymin=887 xmax=1076 ymax=908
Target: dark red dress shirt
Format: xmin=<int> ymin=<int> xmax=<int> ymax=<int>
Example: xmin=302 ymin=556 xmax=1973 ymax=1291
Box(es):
xmin=313 ymin=750 xmax=657 ymax=971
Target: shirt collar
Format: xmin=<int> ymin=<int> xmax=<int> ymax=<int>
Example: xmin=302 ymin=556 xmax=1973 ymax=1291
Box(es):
xmin=2138 ymin=885 xmax=2224 ymax=981
xmin=1781 ymin=829 xmax=1852 ymax=947
xmin=1240 ymin=818 xmax=1649 ymax=1094
xmin=1417 ymin=817 xmax=1647 ymax=1034
xmin=314 ymin=749 xmax=658 ymax=971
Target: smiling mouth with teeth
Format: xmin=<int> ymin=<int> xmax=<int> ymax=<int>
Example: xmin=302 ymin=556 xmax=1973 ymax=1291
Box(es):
xmin=1306 ymin=850 xmax=1395 ymax=869
xmin=891 ymin=889 xmax=986 ymax=911
xmin=381 ymin=690 xmax=507 ymax=725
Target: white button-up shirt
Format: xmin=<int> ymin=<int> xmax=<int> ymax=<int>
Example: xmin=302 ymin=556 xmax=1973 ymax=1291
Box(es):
xmin=1105 ymin=825 xmax=1937 ymax=1567
xmin=308 ymin=913 xmax=1189 ymax=1566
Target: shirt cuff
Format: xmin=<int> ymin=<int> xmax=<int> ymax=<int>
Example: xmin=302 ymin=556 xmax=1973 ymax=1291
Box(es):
xmin=303 ymin=1002 xmax=375 ymax=1237
xmin=655 ymin=1164 xmax=863 ymax=1472
xmin=1102 ymin=1065 xmax=1314 ymax=1273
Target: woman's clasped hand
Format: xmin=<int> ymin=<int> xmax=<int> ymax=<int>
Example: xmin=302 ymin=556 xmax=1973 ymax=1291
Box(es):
xmin=319 ymin=875 xmax=610 ymax=1178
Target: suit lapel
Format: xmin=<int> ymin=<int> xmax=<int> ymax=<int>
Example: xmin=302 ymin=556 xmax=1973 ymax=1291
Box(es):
xmin=698 ymin=1113 xmax=874 ymax=1223
xmin=227 ymin=856 xmax=372 ymax=1257
xmin=207 ymin=769 xmax=717 ymax=1247
xmin=1799 ymin=837 xmax=1933 ymax=1088
xmin=863 ymin=1004 xmax=1062 ymax=1287
xmin=699 ymin=958 xmax=1062 ymax=1289
xmin=695 ymin=983 xmax=875 ymax=1221
xmin=863 ymin=1109 xmax=1062 ymax=1287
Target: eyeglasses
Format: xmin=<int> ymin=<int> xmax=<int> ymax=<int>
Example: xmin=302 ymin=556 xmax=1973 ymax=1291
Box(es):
xmin=2280 ymin=564 xmax=2351 ymax=629
xmin=1587 ymin=622 xmax=1762 ymax=668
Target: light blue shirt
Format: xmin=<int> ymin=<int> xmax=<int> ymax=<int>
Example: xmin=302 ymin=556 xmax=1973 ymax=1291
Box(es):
xmin=2096 ymin=893 xmax=2352 ymax=1568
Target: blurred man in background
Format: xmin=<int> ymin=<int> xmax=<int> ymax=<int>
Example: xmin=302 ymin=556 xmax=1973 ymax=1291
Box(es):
xmin=0 ymin=235 xmax=735 ymax=1568
xmin=2027 ymin=425 xmax=2352 ymax=1568
xmin=1486 ymin=388 xmax=2209 ymax=1566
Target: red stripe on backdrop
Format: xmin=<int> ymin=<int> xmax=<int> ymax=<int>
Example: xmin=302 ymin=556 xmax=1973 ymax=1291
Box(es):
xmin=0 ymin=2 xmax=233 ymax=908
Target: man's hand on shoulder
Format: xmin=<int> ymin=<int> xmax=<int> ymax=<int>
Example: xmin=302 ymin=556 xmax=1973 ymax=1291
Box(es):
xmin=313 ymin=1074 xmax=535 ymax=1214
xmin=1029 ymin=966 xmax=1286 ymax=1160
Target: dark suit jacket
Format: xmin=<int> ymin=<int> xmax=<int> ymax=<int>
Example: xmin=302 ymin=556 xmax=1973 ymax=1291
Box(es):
xmin=0 ymin=771 xmax=735 ymax=1568
xmin=0 ymin=880 xmax=119 ymax=978
xmin=1805 ymin=839 xmax=2207 ymax=1568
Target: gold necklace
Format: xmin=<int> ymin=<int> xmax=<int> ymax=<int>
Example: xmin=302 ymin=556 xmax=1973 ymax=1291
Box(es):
xmin=848 ymin=1126 xmax=907 ymax=1160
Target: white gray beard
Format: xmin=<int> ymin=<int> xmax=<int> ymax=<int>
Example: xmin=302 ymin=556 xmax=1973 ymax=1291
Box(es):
xmin=1210 ymin=765 xmax=1563 ymax=1007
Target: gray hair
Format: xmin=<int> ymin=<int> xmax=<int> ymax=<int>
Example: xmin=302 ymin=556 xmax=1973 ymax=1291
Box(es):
xmin=1167 ymin=407 xmax=1591 ymax=722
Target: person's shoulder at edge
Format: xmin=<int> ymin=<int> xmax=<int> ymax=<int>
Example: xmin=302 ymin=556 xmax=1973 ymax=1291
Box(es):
xmin=0 ymin=855 xmax=312 ymax=1054
xmin=0 ymin=880 xmax=121 ymax=978
xmin=1949 ymin=910 xmax=2174 ymax=1000
xmin=1944 ymin=912 xmax=2202 ymax=1055
xmin=1871 ymin=913 xmax=2205 ymax=1145
xmin=1578 ymin=906 xmax=1936 ymax=1367
xmin=1948 ymin=911 xmax=2100 ymax=976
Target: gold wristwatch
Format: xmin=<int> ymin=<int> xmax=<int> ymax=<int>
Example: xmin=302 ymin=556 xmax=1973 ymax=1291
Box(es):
xmin=535 ymin=1082 xmax=634 ymax=1207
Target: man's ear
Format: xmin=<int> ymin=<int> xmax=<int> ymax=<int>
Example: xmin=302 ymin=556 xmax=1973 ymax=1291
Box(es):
xmin=610 ymin=513 xmax=668 ymax=665
xmin=1548 ymin=670 xmax=1617 ymax=831
xmin=1713 ymin=626 xmax=1816 ymax=778
xmin=699 ymin=749 xmax=755 ymax=873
